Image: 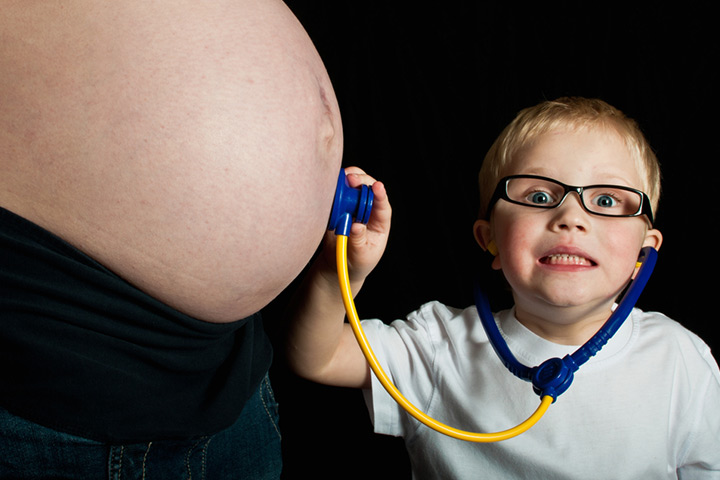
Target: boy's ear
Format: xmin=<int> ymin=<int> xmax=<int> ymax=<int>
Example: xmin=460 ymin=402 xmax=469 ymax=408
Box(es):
xmin=474 ymin=219 xmax=502 ymax=270
xmin=630 ymin=228 xmax=663 ymax=279
xmin=473 ymin=219 xmax=492 ymax=252
xmin=643 ymin=228 xmax=663 ymax=251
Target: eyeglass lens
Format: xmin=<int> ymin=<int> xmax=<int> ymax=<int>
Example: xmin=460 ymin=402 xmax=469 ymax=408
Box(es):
xmin=505 ymin=177 xmax=642 ymax=216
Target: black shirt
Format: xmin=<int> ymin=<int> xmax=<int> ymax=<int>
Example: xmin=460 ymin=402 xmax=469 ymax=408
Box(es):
xmin=0 ymin=207 xmax=272 ymax=443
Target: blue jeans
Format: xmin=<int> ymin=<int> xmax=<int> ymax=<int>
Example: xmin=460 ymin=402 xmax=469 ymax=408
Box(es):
xmin=0 ymin=375 xmax=282 ymax=479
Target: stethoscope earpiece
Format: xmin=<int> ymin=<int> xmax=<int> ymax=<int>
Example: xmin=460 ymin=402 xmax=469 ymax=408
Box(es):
xmin=487 ymin=240 xmax=499 ymax=256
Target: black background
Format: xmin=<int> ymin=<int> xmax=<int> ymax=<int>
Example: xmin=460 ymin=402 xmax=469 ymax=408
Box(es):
xmin=264 ymin=3 xmax=718 ymax=478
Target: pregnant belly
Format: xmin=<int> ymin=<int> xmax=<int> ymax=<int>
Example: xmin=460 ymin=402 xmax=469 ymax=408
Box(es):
xmin=0 ymin=0 xmax=343 ymax=322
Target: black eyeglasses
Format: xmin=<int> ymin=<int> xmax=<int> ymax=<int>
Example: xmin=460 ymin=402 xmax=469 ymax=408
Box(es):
xmin=487 ymin=175 xmax=654 ymax=225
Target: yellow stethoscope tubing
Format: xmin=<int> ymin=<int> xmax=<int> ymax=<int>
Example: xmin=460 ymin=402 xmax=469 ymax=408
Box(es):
xmin=336 ymin=234 xmax=553 ymax=442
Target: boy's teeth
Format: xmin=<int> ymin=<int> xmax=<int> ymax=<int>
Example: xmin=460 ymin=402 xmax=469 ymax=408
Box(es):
xmin=545 ymin=254 xmax=591 ymax=265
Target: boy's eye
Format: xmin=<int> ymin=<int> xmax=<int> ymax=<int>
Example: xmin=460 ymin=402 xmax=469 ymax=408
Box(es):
xmin=593 ymin=194 xmax=619 ymax=208
xmin=527 ymin=191 xmax=555 ymax=205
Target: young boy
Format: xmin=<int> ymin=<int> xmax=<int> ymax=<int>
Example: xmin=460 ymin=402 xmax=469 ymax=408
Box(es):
xmin=286 ymin=97 xmax=720 ymax=478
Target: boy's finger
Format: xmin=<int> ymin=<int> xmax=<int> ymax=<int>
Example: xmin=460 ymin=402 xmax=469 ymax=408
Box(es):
xmin=345 ymin=170 xmax=377 ymax=188
xmin=366 ymin=182 xmax=391 ymax=232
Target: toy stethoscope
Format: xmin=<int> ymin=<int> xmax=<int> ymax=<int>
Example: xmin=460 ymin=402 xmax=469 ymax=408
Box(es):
xmin=327 ymin=170 xmax=657 ymax=442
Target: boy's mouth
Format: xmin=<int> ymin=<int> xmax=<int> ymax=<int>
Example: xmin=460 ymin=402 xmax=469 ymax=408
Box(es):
xmin=540 ymin=254 xmax=596 ymax=266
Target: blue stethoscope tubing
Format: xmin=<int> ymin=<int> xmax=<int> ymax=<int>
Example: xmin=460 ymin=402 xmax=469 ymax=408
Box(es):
xmin=474 ymin=246 xmax=658 ymax=400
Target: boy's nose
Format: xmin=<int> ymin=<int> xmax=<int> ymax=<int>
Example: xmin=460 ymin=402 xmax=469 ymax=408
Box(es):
xmin=550 ymin=192 xmax=591 ymax=232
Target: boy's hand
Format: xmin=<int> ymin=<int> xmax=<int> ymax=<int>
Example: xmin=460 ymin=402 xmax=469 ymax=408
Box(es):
xmin=286 ymin=166 xmax=389 ymax=389
xmin=320 ymin=166 xmax=391 ymax=287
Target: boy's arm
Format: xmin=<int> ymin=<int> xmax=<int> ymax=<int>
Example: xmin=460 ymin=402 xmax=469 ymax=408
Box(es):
xmin=285 ymin=168 xmax=391 ymax=389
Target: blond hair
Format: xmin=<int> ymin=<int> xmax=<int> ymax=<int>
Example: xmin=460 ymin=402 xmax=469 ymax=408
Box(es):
xmin=478 ymin=97 xmax=661 ymax=219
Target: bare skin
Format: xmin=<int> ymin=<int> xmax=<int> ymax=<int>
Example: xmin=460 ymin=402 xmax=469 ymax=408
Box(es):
xmin=0 ymin=0 xmax=343 ymax=323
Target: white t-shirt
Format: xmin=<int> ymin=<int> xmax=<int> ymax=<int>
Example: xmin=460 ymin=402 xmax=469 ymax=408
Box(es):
xmin=361 ymin=302 xmax=720 ymax=479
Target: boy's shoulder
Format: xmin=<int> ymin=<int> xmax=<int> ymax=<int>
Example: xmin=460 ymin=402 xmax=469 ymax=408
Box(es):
xmin=632 ymin=308 xmax=718 ymax=374
xmin=407 ymin=301 xmax=484 ymax=333
xmin=409 ymin=300 xmax=469 ymax=321
xmin=633 ymin=308 xmax=708 ymax=346
xmin=367 ymin=301 xmax=483 ymax=345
